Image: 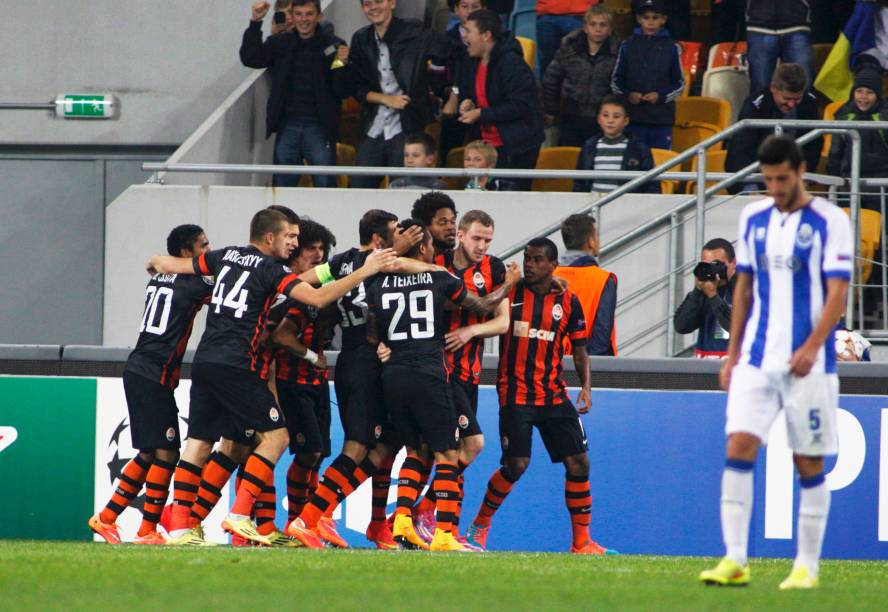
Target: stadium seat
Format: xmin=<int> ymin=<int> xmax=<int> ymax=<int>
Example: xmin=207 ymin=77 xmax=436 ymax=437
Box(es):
xmin=686 ymin=149 xmax=729 ymax=195
xmin=516 ymin=36 xmax=537 ymax=72
xmin=672 ymin=121 xmax=722 ymax=155
xmin=531 ymin=146 xmax=581 ymax=192
xmin=821 ymin=99 xmax=845 ymax=161
xmin=843 ymin=208 xmax=882 ymax=283
xmin=678 ymin=41 xmax=703 ymax=93
xmin=681 ymin=69 xmax=692 ymax=98
xmin=509 ymin=4 xmax=536 ymax=40
xmin=701 ymin=66 xmax=750 ymax=124
xmin=650 ymin=148 xmax=682 ymax=195
xmin=675 ymin=96 xmax=731 ymax=132
xmin=444 ymin=146 xmax=466 ymax=190
xmin=707 ymin=41 xmax=748 ymax=70
xmin=339 ymin=97 xmax=362 ymax=147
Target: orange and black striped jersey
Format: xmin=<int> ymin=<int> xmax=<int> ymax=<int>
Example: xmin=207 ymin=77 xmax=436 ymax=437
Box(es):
xmin=497 ymin=281 xmax=586 ymax=407
xmin=191 ymin=246 xmax=301 ymax=378
xmin=436 ymin=251 xmax=506 ymax=384
xmin=273 ymin=300 xmax=331 ymax=386
xmin=124 ymin=273 xmax=213 ymax=389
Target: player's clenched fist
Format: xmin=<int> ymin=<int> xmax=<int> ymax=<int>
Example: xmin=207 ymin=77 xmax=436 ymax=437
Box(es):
xmin=504 ymin=261 xmax=521 ymax=285
xmin=252 ymin=1 xmax=270 ymax=21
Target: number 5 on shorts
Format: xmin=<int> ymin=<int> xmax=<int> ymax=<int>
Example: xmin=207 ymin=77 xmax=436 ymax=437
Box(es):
xmin=809 ymin=408 xmax=821 ymax=431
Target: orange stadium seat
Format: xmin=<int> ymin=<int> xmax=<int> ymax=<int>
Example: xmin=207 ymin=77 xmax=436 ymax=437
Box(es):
xmin=821 ymin=99 xmax=846 ymax=164
xmin=651 ymin=148 xmax=682 ymax=195
xmin=531 ymin=147 xmax=581 ymax=192
xmin=686 ymin=149 xmax=729 ymax=195
xmin=675 ymin=96 xmax=731 ymax=132
xmin=707 ymin=41 xmax=748 ymax=70
xmin=672 ymin=121 xmax=722 ymax=157
xmin=842 ymin=208 xmax=882 ymax=283
xmin=297 ymin=143 xmax=356 ymax=188
xmin=517 ymin=36 xmax=537 ymax=71
xmin=444 ymin=146 xmax=466 ymax=190
xmin=678 ymin=41 xmax=703 ymax=92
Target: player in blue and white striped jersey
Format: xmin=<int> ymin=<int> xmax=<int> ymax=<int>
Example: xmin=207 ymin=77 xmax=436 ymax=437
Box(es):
xmin=700 ymin=136 xmax=852 ymax=590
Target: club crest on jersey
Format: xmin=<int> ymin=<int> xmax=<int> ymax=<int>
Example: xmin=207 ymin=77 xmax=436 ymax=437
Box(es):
xmin=552 ymin=303 xmax=563 ymax=321
xmin=472 ymin=271 xmax=486 ymax=289
xmin=245 ymin=429 xmax=255 ymax=438
xmin=755 ymin=226 xmax=766 ymax=241
xmin=165 ymin=427 xmax=176 ymax=442
xmin=458 ymin=414 xmax=470 ymax=429
xmin=269 ymin=407 xmax=280 ymax=423
xmin=795 ymin=223 xmax=814 ymax=249
xmin=374 ymin=425 xmax=383 ymax=440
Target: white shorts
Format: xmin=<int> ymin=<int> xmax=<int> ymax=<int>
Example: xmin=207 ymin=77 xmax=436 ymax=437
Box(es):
xmin=725 ymin=365 xmax=838 ymax=456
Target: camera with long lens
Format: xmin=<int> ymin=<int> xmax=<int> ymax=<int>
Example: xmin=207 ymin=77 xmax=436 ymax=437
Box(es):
xmin=693 ymin=260 xmax=727 ymax=282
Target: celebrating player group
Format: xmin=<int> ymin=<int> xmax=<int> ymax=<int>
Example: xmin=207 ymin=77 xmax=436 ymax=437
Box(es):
xmin=89 ymin=190 xmax=609 ymax=555
xmin=89 ymin=136 xmax=850 ymax=583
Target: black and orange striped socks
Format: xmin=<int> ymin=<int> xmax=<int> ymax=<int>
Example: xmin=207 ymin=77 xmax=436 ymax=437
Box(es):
xmin=322 ymin=457 xmax=375 ymax=519
xmin=300 ymin=454 xmax=356 ymax=527
xmin=395 ymin=453 xmax=426 ymax=516
xmin=432 ymin=462 xmax=460 ymax=533
xmin=474 ymin=468 xmax=518 ymax=527
xmin=370 ymin=455 xmax=395 ymax=525
xmin=255 ymin=484 xmax=278 ymax=536
xmin=190 ymin=451 xmax=237 ymax=523
xmin=169 ymin=460 xmax=202 ymax=532
xmin=565 ymin=473 xmax=592 ymax=547
xmin=99 ymin=454 xmax=151 ymax=524
xmin=137 ymin=457 xmax=175 ymax=537
xmin=286 ymin=459 xmax=314 ymax=522
xmin=231 ymin=452 xmax=275 ymax=517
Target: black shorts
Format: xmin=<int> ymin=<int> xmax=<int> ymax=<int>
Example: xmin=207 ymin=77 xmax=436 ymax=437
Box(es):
xmin=451 ymin=377 xmax=482 ymax=438
xmin=188 ymin=362 xmax=283 ymax=444
xmin=278 ymin=382 xmax=332 ymax=457
xmin=123 ymin=370 xmax=180 ymax=450
xmin=499 ymin=402 xmax=587 ymax=463
xmin=383 ymin=368 xmax=458 ymax=454
xmin=334 ymin=351 xmax=389 ymax=446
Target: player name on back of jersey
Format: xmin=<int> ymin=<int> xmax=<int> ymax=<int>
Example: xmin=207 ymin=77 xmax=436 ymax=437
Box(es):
xmin=153 ymin=273 xmax=178 ymax=284
xmin=221 ymin=249 xmax=266 ymax=269
xmin=381 ymin=272 xmax=434 ymax=288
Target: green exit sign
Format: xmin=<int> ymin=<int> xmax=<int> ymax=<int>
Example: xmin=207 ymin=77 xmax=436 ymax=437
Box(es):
xmin=54 ymin=94 xmax=117 ymax=119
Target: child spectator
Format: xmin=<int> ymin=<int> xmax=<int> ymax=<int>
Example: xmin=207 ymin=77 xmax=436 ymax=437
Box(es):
xmin=389 ymin=133 xmax=449 ymax=190
xmin=574 ymin=95 xmax=659 ymax=194
xmin=463 ymin=140 xmax=517 ymax=191
xmin=542 ymin=4 xmax=620 ymax=147
xmin=611 ymin=0 xmax=683 ymax=150
xmin=827 ymin=59 xmax=888 ymax=211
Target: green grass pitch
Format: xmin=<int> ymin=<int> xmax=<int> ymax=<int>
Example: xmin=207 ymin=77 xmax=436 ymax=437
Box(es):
xmin=2 ymin=542 xmax=888 ymax=611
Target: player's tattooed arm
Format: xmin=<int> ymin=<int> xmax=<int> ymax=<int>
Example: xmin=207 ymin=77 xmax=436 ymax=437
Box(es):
xmin=444 ymin=298 xmax=510 ymax=351
xmin=147 ymin=255 xmax=195 ymax=276
xmin=289 ymin=248 xmax=397 ymax=307
xmin=571 ymin=343 xmax=592 ymax=414
xmin=720 ymin=272 xmax=753 ymax=391
xmin=459 ymin=262 xmax=521 ymax=316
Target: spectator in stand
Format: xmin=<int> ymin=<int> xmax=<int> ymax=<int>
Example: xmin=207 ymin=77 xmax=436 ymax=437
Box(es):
xmin=711 ymin=0 xmax=746 ymax=43
xmin=726 ymin=63 xmax=822 ymax=192
xmin=827 ymin=58 xmax=888 ymax=211
xmin=536 ymin=1 xmax=599 ymax=76
xmin=346 ymin=0 xmax=457 ymax=189
xmin=271 ymin=0 xmax=294 ymax=34
xmin=542 ymin=4 xmax=620 ymax=147
xmin=389 ymin=133 xmax=450 ymax=190
xmin=240 ymin=0 xmax=350 ymax=188
xmin=458 ymin=9 xmax=545 ymax=191
xmin=573 ymin=95 xmax=659 ymax=194
xmin=673 ymin=238 xmax=736 ymax=359
xmin=463 ymin=140 xmax=518 ymax=191
xmin=556 ymin=214 xmax=618 ymax=356
xmin=611 ymin=0 xmax=684 ymax=151
xmin=745 ymin=0 xmax=815 ymax=95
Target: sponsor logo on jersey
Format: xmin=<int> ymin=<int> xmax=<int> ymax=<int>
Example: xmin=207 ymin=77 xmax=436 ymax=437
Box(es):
xmin=795 ymin=223 xmax=814 ymax=249
xmin=458 ymin=414 xmax=470 ymax=429
xmin=269 ymin=407 xmax=280 ymax=423
xmin=472 ymin=271 xmax=486 ymax=289
xmin=757 ymin=254 xmax=805 ymax=273
xmin=552 ymin=303 xmax=563 ymax=321
xmin=513 ymin=320 xmax=556 ymax=342
xmin=165 ymin=427 xmax=176 ymax=442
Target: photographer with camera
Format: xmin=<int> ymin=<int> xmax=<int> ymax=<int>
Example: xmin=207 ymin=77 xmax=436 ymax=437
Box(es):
xmin=673 ymin=238 xmax=736 ymax=358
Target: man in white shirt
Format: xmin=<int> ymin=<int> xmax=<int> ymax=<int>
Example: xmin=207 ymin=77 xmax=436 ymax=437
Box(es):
xmin=699 ymin=135 xmax=852 ymax=590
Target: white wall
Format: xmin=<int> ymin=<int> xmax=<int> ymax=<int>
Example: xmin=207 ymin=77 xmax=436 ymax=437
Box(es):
xmin=104 ymin=185 xmax=755 ymax=356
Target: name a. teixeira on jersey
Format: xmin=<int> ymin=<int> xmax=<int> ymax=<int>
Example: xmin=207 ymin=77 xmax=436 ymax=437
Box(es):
xmin=222 ymin=250 xmax=265 ymax=269
xmin=381 ymin=272 xmax=434 ymax=288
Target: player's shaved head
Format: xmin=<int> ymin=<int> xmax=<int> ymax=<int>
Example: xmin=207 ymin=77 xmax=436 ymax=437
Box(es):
xmin=250 ymin=209 xmax=290 ymax=242
xmin=266 ymin=204 xmax=301 ymax=226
